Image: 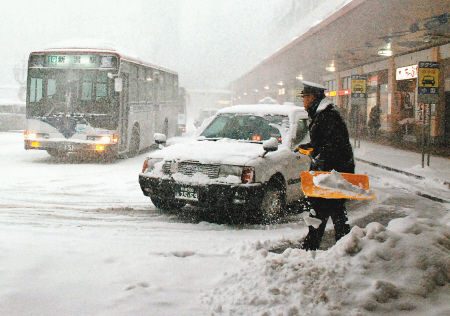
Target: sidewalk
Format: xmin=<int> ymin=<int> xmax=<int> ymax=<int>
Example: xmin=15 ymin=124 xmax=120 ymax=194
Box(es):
xmin=352 ymin=139 xmax=450 ymax=185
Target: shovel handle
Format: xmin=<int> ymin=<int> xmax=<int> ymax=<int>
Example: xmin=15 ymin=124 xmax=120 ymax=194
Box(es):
xmin=298 ymin=147 xmax=313 ymax=155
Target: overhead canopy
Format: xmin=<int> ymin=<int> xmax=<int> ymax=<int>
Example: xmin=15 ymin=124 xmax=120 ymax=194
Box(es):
xmin=232 ymin=0 xmax=449 ymax=91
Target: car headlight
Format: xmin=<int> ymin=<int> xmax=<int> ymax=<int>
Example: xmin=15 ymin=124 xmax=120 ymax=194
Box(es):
xmin=219 ymin=165 xmax=243 ymax=178
xmin=142 ymin=158 xmax=163 ymax=173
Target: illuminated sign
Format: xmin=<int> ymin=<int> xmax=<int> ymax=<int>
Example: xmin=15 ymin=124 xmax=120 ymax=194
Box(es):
xmin=396 ymin=64 xmax=418 ymax=80
xmin=338 ymin=89 xmax=351 ymax=96
xmin=351 ymin=75 xmax=367 ymax=98
xmin=368 ymin=75 xmax=378 ymax=87
xmin=418 ymin=61 xmax=439 ymax=95
xmin=43 ymin=54 xmax=117 ymax=68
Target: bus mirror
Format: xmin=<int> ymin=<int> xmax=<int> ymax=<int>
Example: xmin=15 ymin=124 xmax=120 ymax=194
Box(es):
xmin=114 ymin=78 xmax=123 ymax=92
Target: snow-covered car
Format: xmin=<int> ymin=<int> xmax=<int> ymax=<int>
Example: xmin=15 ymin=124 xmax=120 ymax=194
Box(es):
xmin=138 ymin=103 xmax=311 ymax=223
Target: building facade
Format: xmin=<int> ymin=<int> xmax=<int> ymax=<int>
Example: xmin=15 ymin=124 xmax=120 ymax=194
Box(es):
xmin=231 ymin=0 xmax=449 ymax=146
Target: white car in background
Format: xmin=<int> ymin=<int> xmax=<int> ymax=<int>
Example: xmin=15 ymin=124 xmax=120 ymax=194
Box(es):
xmin=139 ymin=103 xmax=311 ymax=223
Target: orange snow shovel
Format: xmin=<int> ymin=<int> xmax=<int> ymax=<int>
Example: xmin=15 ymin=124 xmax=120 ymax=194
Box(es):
xmin=301 ymin=171 xmax=375 ymax=200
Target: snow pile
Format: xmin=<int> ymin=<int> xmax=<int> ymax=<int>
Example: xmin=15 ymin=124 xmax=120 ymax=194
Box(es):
xmin=203 ymin=215 xmax=450 ymax=315
xmin=312 ymin=170 xmax=374 ymax=199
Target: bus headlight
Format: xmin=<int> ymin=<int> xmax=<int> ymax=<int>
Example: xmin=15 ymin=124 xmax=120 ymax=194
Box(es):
xmin=99 ymin=136 xmax=111 ymax=143
xmin=87 ymin=135 xmax=115 ymax=144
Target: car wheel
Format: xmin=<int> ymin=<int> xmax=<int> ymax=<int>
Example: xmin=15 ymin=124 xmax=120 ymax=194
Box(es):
xmin=128 ymin=126 xmax=140 ymax=157
xmin=150 ymin=195 xmax=185 ymax=212
xmin=47 ymin=149 xmax=67 ymax=158
xmin=260 ymin=184 xmax=285 ymax=224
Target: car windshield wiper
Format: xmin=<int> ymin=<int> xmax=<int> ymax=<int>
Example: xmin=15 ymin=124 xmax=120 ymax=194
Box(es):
xmin=197 ymin=137 xmax=219 ymax=141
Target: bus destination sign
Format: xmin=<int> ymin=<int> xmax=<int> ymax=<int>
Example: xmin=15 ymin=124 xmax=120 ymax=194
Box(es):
xmin=43 ymin=54 xmax=117 ymax=68
xmin=47 ymin=54 xmax=99 ymax=67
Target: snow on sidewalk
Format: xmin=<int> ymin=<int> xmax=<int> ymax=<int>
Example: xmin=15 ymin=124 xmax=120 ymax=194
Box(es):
xmin=353 ymin=140 xmax=450 ymax=184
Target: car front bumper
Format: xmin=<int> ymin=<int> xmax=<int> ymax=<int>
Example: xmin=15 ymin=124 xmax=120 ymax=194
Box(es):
xmin=139 ymin=174 xmax=266 ymax=211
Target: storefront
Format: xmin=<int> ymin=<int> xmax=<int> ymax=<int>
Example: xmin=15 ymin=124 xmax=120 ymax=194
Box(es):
xmin=393 ymin=64 xmax=418 ymax=142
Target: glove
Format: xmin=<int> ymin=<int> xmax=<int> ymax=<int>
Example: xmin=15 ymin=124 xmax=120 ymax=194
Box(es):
xmin=310 ymin=156 xmax=325 ymax=171
xmin=298 ymin=147 xmax=313 ymax=155
xmin=295 ymin=144 xmax=313 ymax=155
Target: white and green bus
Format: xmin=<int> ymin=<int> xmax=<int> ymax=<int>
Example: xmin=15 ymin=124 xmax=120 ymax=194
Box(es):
xmin=24 ymin=46 xmax=184 ymax=158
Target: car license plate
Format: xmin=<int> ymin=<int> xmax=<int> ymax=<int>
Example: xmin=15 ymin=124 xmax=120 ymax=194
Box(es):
xmin=175 ymin=185 xmax=198 ymax=201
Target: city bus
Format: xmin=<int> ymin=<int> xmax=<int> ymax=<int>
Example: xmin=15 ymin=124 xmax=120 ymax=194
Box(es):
xmin=24 ymin=46 xmax=184 ymax=158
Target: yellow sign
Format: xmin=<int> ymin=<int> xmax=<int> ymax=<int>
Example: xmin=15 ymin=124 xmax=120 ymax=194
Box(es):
xmin=418 ymin=68 xmax=439 ymax=88
xmin=418 ymin=61 xmax=439 ymax=95
xmin=351 ymin=80 xmax=366 ymax=94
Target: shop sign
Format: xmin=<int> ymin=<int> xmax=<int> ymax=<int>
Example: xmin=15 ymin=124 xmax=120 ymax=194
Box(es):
xmin=396 ymin=64 xmax=418 ymax=80
xmin=325 ymin=91 xmax=336 ymax=97
xmin=338 ymin=89 xmax=351 ymax=96
xmin=416 ymin=103 xmax=431 ymax=125
xmin=418 ymin=62 xmax=439 ymax=95
xmin=368 ymin=75 xmax=378 ymax=87
xmin=351 ymin=75 xmax=367 ymax=98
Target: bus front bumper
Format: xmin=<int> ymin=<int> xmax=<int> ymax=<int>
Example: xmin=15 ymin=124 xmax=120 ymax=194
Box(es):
xmin=24 ymin=139 xmax=118 ymax=155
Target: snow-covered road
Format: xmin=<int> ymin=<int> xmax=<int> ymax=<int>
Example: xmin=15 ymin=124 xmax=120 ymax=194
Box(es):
xmin=0 ymin=132 xmax=448 ymax=315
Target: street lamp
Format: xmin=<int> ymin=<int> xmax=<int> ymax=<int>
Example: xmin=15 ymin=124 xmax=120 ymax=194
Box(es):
xmin=378 ymin=42 xmax=393 ymax=56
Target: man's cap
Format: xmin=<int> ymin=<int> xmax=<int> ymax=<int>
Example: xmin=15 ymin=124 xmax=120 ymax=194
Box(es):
xmin=300 ymin=80 xmax=326 ymax=96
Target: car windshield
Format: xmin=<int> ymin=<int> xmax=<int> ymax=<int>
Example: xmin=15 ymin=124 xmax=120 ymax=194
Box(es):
xmin=200 ymin=113 xmax=288 ymax=142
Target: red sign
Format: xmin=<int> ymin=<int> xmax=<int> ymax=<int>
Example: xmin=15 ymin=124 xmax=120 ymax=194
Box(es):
xmin=338 ymin=89 xmax=351 ymax=96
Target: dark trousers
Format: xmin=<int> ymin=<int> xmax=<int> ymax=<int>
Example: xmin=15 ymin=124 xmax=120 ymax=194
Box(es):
xmin=301 ymin=197 xmax=351 ymax=251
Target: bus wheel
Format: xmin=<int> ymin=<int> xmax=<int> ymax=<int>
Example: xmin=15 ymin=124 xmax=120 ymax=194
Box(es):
xmin=47 ymin=149 xmax=67 ymax=159
xmin=129 ymin=126 xmax=140 ymax=157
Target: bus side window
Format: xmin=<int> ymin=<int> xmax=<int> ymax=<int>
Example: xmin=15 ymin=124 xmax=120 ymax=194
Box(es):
xmin=138 ymin=66 xmax=146 ymax=103
xmin=129 ymin=64 xmax=138 ymax=104
xmin=145 ymin=69 xmax=153 ymax=103
xmin=30 ymin=78 xmax=43 ymax=103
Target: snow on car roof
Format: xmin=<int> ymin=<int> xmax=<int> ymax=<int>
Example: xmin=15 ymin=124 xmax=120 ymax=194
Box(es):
xmin=217 ymin=103 xmax=307 ymax=117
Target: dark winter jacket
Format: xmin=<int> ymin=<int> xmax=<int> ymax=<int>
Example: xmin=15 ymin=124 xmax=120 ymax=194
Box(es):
xmin=302 ymin=98 xmax=355 ymax=173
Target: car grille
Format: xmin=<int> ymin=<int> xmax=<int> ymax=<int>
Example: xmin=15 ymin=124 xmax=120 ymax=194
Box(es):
xmin=162 ymin=161 xmax=220 ymax=179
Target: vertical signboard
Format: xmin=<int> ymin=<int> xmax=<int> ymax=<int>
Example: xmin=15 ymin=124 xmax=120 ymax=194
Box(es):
xmin=417 ymin=62 xmax=439 ymax=167
xmin=418 ymin=62 xmax=439 ymax=95
xmin=351 ymin=75 xmax=367 ymax=98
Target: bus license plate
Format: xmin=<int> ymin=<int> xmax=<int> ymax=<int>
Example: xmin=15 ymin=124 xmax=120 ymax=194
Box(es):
xmin=175 ymin=185 xmax=198 ymax=201
xmin=65 ymin=144 xmax=74 ymax=151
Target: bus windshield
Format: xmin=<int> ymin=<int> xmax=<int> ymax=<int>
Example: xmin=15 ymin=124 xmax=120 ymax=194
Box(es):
xmin=27 ymin=68 xmax=118 ymax=128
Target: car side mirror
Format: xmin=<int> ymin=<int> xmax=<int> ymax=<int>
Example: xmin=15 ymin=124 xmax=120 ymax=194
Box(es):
xmin=154 ymin=133 xmax=166 ymax=145
xmin=261 ymin=137 xmax=278 ymax=157
xmin=114 ymin=78 xmax=123 ymax=92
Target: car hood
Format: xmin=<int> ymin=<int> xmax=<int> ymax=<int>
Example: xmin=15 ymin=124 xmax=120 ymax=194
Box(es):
xmin=148 ymin=139 xmax=269 ymax=165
